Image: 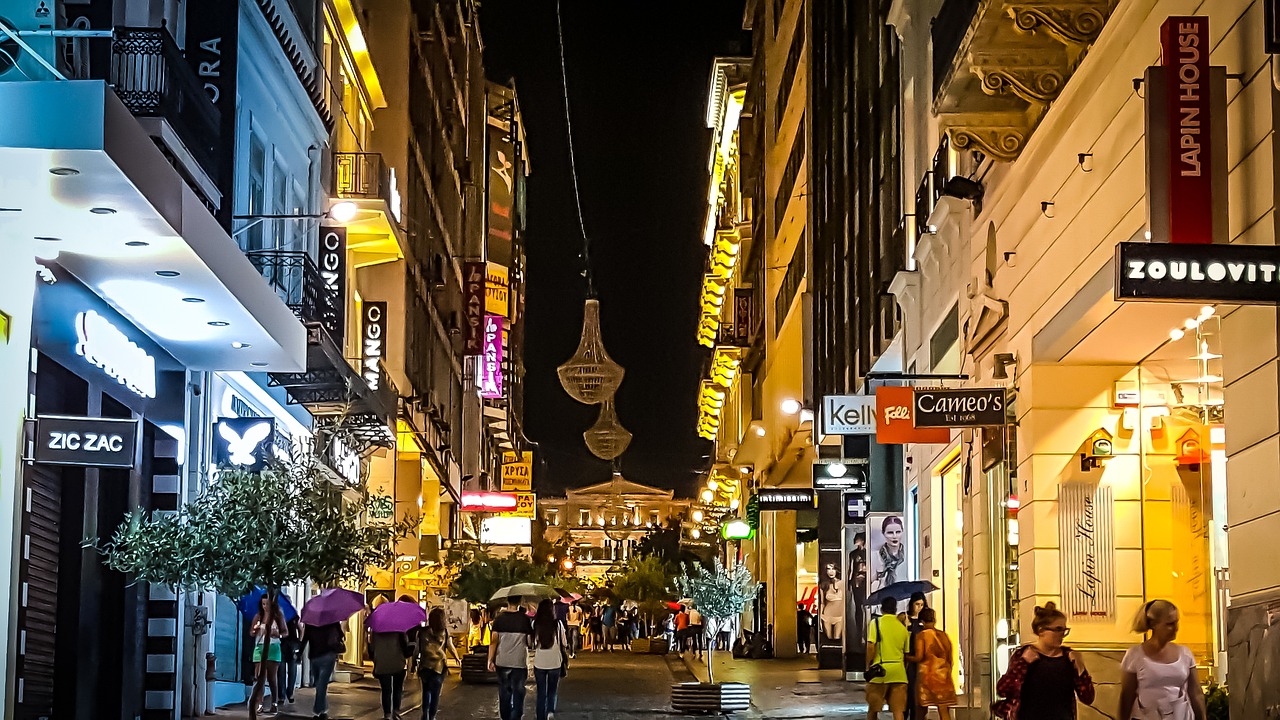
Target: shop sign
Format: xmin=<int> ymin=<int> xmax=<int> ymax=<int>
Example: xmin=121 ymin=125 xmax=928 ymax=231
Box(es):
xmin=874 ymin=386 xmax=950 ymax=444
xmin=480 ymin=516 xmax=531 ymax=545
xmin=755 ymin=488 xmax=816 ymax=511
xmin=485 ymin=263 xmax=510 ymax=318
xmin=844 ymin=493 xmax=868 ymax=524
xmin=812 ymin=459 xmax=869 ymax=490
xmin=33 ymin=415 xmax=139 ymax=468
xmin=324 ymin=432 xmax=362 ymax=486
xmin=463 ymin=262 xmax=486 ymax=354
xmin=1116 ymin=241 xmax=1280 ymax=304
xmin=1058 ymin=482 xmax=1116 ymax=622
xmin=480 ymin=315 xmax=504 ymax=399
xmin=498 ymin=492 xmax=536 ymax=519
xmin=214 ymin=417 xmax=274 ymax=472
xmin=459 ymin=491 xmax=519 ymax=513
xmin=361 ymin=301 xmax=387 ymax=391
xmin=913 ymin=388 xmax=1007 ymax=428
xmin=487 ymin=125 xmax=516 ymax=264
xmin=733 ymin=289 xmax=753 ymax=345
xmin=318 ymin=227 xmax=347 ymax=336
xmin=821 ymin=395 xmax=876 ymax=435
xmin=500 ymin=450 xmax=533 ymax=491
xmin=75 ymin=310 xmax=157 ymax=399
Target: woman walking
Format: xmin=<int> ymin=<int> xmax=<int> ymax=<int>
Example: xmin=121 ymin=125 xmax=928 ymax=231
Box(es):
xmin=369 ymin=628 xmax=413 ymax=720
xmin=1119 ymin=600 xmax=1205 ymax=720
xmin=249 ymin=594 xmax=288 ymax=718
xmin=533 ymin=599 xmax=569 ymax=720
xmin=994 ymin=602 xmax=1095 ymax=719
xmin=905 ymin=592 xmax=928 ymax=720
xmin=417 ymin=608 xmax=461 ymax=720
xmin=906 ymin=608 xmax=957 ymax=720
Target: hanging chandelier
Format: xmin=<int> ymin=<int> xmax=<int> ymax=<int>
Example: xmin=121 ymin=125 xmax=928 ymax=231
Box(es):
xmin=583 ymin=398 xmax=632 ymax=461
xmin=557 ymin=299 xmax=625 ymax=404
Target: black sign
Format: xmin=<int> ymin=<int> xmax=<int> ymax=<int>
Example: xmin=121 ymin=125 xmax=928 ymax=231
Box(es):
xmin=319 ymin=227 xmax=347 ymax=337
xmin=1116 ymin=241 xmax=1280 ymax=304
xmin=1267 ymin=0 xmax=1280 ymax=54
xmin=184 ymin=0 xmax=238 ymax=228
xmin=812 ymin=459 xmax=869 ymax=490
xmin=362 ymin=301 xmax=387 ymax=391
xmin=34 ymin=415 xmax=139 ymax=468
xmin=214 ymin=417 xmax=275 ymax=472
xmin=755 ymin=488 xmax=816 ymax=511
xmin=914 ymin=388 xmax=1007 ymax=428
xmin=844 ymin=492 xmax=869 ymax=524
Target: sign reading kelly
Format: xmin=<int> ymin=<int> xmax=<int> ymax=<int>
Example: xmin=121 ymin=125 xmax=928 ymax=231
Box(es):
xmin=1115 ymin=242 xmax=1280 ymax=304
xmin=34 ymin=415 xmax=139 ymax=468
xmin=821 ymin=395 xmax=876 ymax=436
xmin=913 ymin=388 xmax=1007 ymax=428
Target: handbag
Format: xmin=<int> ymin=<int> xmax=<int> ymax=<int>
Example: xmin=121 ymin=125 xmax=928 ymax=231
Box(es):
xmin=865 ymin=617 xmax=887 ymax=680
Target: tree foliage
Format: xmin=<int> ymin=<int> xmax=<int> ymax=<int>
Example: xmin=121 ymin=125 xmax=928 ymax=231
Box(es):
xmin=102 ymin=455 xmax=413 ymax=597
xmin=674 ymin=559 xmax=758 ymax=621
xmin=634 ymin=518 xmax=713 ymax=568
xmin=612 ymin=554 xmax=676 ymax=633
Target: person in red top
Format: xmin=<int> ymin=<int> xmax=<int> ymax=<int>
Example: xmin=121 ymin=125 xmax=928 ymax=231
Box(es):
xmin=994 ymin=602 xmax=1094 ymax=720
xmin=674 ymin=607 xmax=691 ymax=652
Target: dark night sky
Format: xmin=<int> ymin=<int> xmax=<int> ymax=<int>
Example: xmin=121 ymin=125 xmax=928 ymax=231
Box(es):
xmin=479 ymin=1 xmax=749 ymax=498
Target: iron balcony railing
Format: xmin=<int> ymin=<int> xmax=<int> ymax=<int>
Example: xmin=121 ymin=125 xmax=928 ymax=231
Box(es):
xmin=333 ymin=152 xmax=393 ymax=206
xmin=245 ymin=250 xmax=343 ymax=338
xmin=931 ymin=0 xmax=980 ymax=101
xmin=110 ymin=27 xmax=222 ymax=185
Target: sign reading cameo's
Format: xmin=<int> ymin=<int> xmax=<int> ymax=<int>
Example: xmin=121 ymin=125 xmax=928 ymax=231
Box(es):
xmin=913 ymin=388 xmax=1007 ymax=428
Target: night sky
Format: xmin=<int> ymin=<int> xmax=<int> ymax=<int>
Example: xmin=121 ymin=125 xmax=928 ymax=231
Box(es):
xmin=479 ymin=0 xmax=749 ymax=497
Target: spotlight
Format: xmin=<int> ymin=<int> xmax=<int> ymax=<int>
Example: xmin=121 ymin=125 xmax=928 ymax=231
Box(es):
xmin=329 ymin=201 xmax=358 ymax=223
xmin=781 ymin=398 xmax=801 ymax=415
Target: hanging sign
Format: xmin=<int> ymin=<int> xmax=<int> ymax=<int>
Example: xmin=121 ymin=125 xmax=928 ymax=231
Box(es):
xmin=480 ymin=314 xmax=504 ymax=399
xmin=34 ymin=415 xmax=139 ymax=468
xmin=214 ymin=417 xmax=275 ymax=472
xmin=1116 ymin=241 xmax=1280 ymax=304
xmin=812 ymin=459 xmax=869 ymax=490
xmin=362 ymin=301 xmax=387 ymax=391
xmin=874 ymin=386 xmax=950 ymax=444
xmin=499 ymin=492 xmax=536 ymax=519
xmin=318 ymin=227 xmax=347 ymax=336
xmin=463 ymin=262 xmax=486 ymax=354
xmin=485 ymin=263 xmax=510 ymax=318
xmin=75 ymin=310 xmax=157 ymax=399
xmin=913 ymin=388 xmax=1007 ymax=428
xmin=460 ymin=491 xmax=519 ymax=513
xmin=821 ymin=395 xmax=876 ymax=435
xmin=500 ymin=450 xmax=533 ymax=491
xmin=755 ymin=488 xmax=816 ymax=511
xmin=1058 ymin=482 xmax=1116 ymax=622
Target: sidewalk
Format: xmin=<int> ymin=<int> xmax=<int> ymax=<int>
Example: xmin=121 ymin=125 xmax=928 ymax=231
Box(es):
xmin=211 ymin=672 xmax=423 ymax=720
xmin=677 ymin=651 xmax=868 ymax=719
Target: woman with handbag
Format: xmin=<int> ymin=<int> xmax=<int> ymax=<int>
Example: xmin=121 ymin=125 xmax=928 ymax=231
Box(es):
xmin=532 ymin=599 xmax=570 ymax=720
xmin=994 ymin=602 xmax=1095 ymax=720
xmin=1119 ymin=600 xmax=1206 ymax=720
xmin=417 ymin=608 xmax=462 ymax=720
xmin=905 ymin=608 xmax=957 ymax=720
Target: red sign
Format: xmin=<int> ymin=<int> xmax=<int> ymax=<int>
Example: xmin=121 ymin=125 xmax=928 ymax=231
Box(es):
xmin=1160 ymin=16 xmax=1211 ymax=244
xmin=463 ymin=261 xmax=486 ymax=354
xmin=874 ymin=387 xmax=950 ymax=445
xmin=459 ymin=491 xmax=519 ymax=513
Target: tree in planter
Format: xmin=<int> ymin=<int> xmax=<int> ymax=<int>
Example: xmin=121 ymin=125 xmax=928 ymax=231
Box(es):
xmin=612 ymin=554 xmax=676 ymax=640
xmin=673 ymin=559 xmax=759 ymax=684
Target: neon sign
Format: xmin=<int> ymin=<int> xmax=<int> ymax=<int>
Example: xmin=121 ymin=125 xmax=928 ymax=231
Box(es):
xmin=75 ymin=310 xmax=157 ymax=398
xmin=480 ymin=314 xmax=503 ymax=398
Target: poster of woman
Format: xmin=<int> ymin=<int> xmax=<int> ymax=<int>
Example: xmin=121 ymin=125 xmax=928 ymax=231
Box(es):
xmin=845 ymin=526 xmax=868 ymax=673
xmin=867 ymin=513 xmax=907 ymax=594
xmin=816 ymin=561 xmax=844 ymax=642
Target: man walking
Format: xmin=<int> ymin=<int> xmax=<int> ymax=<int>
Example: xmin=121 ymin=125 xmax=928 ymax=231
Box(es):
xmin=566 ymin=601 xmax=583 ymax=658
xmin=488 ymin=596 xmax=533 ymax=720
xmin=687 ymin=605 xmax=704 ymax=659
xmin=866 ymin=598 xmax=911 ymax=720
xmin=601 ymin=603 xmax=617 ymax=652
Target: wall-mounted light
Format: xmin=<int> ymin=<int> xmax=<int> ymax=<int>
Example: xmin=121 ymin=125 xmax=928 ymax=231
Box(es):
xmin=780 ymin=398 xmax=801 ymax=415
xmin=1041 ymin=201 xmax=1055 ymax=219
xmin=992 ymin=352 xmax=1017 ymax=380
xmin=1078 ymin=153 xmax=1094 ymax=172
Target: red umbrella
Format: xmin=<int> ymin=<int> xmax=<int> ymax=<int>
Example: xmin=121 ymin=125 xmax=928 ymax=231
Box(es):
xmin=666 ymin=601 xmax=682 ymax=611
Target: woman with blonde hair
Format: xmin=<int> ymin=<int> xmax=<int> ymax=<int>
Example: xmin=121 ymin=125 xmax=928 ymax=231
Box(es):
xmin=993 ymin=601 xmax=1094 ymax=719
xmin=1119 ymin=599 xmax=1205 ymax=720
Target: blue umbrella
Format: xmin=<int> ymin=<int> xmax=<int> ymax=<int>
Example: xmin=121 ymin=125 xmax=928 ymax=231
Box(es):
xmin=237 ymin=587 xmax=298 ymax=621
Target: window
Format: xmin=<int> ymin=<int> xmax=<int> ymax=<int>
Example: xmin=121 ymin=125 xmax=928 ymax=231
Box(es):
xmin=578 ymin=509 xmax=590 ymax=527
xmin=930 ymin=303 xmax=960 ymax=369
xmin=245 ymin=132 xmax=268 ymax=251
xmin=775 ymin=233 xmax=805 ymax=335
xmin=272 ymin=159 xmax=289 ymax=249
xmin=775 ymin=18 xmax=804 ymax=132
xmin=547 ymin=510 xmax=559 ymax=527
xmin=649 ymin=510 xmax=660 ymax=527
xmin=774 ymin=118 xmax=805 ymax=234
xmin=290 ymin=182 xmax=306 ymax=250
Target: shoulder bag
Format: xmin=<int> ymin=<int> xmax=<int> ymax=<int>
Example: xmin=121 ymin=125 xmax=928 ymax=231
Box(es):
xmin=865 ymin=617 xmax=887 ymax=680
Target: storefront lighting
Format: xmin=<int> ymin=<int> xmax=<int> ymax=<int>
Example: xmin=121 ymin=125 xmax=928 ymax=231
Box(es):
xmin=729 ymin=498 xmax=740 ymax=510
xmin=691 ymin=528 xmax=701 ymax=539
xmin=827 ymin=462 xmax=848 ymax=478
xmin=562 ymin=558 xmax=574 ymax=570
xmin=1199 ymin=305 xmax=1215 ymax=320
xmin=701 ymin=489 xmax=714 ymax=502
xmin=707 ymin=479 xmax=719 ymax=491
xmin=1169 ymin=328 xmax=1185 ymax=341
xmin=1190 ymin=342 xmax=1222 ymax=361
xmin=329 ymin=200 xmax=359 ymax=223
xmin=781 ymin=398 xmax=801 ymax=415
xmin=754 ymin=426 xmax=766 ymax=437
xmin=692 ymin=510 xmax=704 ymax=522
xmin=1006 ymin=497 xmax=1020 ymax=510
xmin=1183 ymin=318 xmax=1199 ymax=330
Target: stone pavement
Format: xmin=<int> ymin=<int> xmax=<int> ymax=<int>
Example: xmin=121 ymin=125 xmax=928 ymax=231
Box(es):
xmin=677 ymin=650 xmax=869 ymax=718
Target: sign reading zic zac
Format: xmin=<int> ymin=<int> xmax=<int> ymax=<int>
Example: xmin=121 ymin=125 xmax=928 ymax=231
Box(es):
xmin=501 ymin=451 xmax=533 ymax=491
xmin=499 ymin=492 xmax=536 ymax=519
xmin=34 ymin=415 xmax=140 ymax=468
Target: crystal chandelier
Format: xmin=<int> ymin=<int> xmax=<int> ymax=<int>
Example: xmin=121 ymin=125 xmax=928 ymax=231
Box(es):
xmin=583 ymin=398 xmax=632 ymax=461
xmin=557 ymin=299 xmax=625 ymax=404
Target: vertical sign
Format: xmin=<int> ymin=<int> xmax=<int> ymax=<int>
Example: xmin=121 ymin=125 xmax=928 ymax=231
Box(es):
xmin=488 ymin=125 xmax=517 ymax=267
xmin=361 ymin=301 xmax=387 ymax=391
xmin=1058 ymin=483 xmax=1116 ymax=622
xmin=485 ymin=262 xmax=510 ymax=318
xmin=816 ymin=489 xmax=846 ymax=670
xmin=463 ymin=262 xmax=486 ymax=355
xmin=480 ymin=314 xmax=503 ymax=399
xmin=319 ymin=227 xmax=347 ymax=337
xmin=184 ymin=0 xmax=238 ymax=228
xmin=501 ymin=450 xmax=533 ymax=491
xmin=733 ymin=289 xmax=753 ymax=345
xmin=1160 ymin=17 xmax=1211 ymax=244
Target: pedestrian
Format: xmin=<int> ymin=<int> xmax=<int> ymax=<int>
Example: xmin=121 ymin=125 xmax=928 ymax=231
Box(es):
xmin=368 ymin=627 xmax=413 ymax=720
xmin=566 ymin=601 xmax=584 ymax=658
xmin=249 ymin=594 xmax=288 ymax=719
xmin=905 ymin=608 xmax=956 ymax=720
xmin=674 ymin=606 xmax=690 ymax=652
xmin=601 ymin=603 xmax=617 ymax=652
xmin=302 ymin=619 xmax=345 ymax=720
xmin=467 ymin=607 xmax=490 ymax=652
xmin=797 ymin=603 xmax=813 ymax=654
xmin=993 ymin=601 xmax=1095 ymax=720
xmin=588 ymin=607 xmax=604 ymax=652
xmin=533 ymin=599 xmax=570 ymax=720
xmin=1119 ymin=599 xmax=1205 ymax=720
xmin=866 ymin=597 xmax=912 ymax=720
xmin=905 ymin=592 xmax=928 ymax=720
xmin=687 ymin=605 xmax=704 ymax=659
xmin=276 ymin=616 xmax=302 ymax=705
xmin=488 ymin=595 xmax=533 ymax=720
xmin=417 ymin=608 xmax=461 ymax=720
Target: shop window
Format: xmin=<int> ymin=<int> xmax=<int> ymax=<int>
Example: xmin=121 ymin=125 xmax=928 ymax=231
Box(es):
xmin=929 ymin=303 xmax=960 ymax=370
xmin=578 ymin=509 xmax=590 ymax=527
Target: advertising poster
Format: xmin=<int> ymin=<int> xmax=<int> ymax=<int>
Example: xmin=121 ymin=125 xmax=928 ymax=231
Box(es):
xmin=845 ymin=520 xmax=868 ymax=674
xmin=816 ymin=545 xmax=846 ymax=659
xmin=487 ymin=125 xmax=516 ymax=266
xmin=867 ymin=512 xmax=908 ymax=595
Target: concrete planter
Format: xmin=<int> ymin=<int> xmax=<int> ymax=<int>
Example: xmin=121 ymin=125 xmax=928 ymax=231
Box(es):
xmin=631 ymin=637 xmax=670 ymax=654
xmin=671 ymin=682 xmax=751 ymax=714
xmin=459 ymin=651 xmax=498 ymax=684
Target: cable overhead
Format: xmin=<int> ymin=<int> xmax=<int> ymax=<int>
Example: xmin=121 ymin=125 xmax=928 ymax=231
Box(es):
xmin=555 ymin=0 xmax=595 ymax=298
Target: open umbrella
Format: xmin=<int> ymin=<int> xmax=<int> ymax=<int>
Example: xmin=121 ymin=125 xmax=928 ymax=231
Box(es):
xmin=236 ymin=588 xmax=297 ymax=621
xmin=557 ymin=592 xmax=584 ymax=604
xmin=301 ymin=588 xmax=365 ymax=627
xmin=864 ymin=580 xmax=940 ymax=607
xmin=489 ymin=583 xmax=559 ymax=605
xmin=367 ymin=600 xmax=426 ymax=634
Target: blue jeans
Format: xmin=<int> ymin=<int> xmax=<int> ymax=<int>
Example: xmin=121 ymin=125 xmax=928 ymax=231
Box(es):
xmin=496 ymin=666 xmax=528 ymax=720
xmin=534 ymin=668 xmax=561 ymax=720
xmin=420 ymin=669 xmax=445 ymax=719
xmin=309 ymin=653 xmax=337 ymax=715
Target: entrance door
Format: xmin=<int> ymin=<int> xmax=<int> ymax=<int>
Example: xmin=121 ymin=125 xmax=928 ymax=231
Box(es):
xmin=15 ymin=465 xmax=62 ymax=720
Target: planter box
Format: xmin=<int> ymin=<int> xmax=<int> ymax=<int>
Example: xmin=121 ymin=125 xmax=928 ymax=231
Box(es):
xmin=671 ymin=682 xmax=751 ymax=714
xmin=460 ymin=651 xmax=498 ymax=684
xmin=632 ymin=638 xmax=670 ymax=654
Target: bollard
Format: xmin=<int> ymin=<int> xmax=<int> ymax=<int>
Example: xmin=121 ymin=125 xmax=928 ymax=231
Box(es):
xmin=204 ymin=652 xmax=217 ymax=715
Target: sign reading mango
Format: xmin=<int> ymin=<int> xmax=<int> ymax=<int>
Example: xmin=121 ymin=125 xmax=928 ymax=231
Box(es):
xmin=500 ymin=451 xmax=533 ymax=491
xmin=498 ymin=492 xmax=536 ymax=519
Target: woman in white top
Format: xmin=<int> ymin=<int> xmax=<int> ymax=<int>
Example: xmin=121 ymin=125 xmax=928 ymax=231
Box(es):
xmin=1119 ymin=599 xmax=1206 ymax=720
xmin=532 ymin=599 xmax=569 ymax=720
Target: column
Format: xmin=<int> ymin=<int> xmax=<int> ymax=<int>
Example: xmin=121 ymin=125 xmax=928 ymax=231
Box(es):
xmin=771 ymin=510 xmax=798 ymax=659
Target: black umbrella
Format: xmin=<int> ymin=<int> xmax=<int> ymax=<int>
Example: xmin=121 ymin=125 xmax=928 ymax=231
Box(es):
xmin=864 ymin=580 xmax=940 ymax=607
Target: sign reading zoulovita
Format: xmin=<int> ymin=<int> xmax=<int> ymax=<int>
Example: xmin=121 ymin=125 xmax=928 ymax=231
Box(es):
xmin=1116 ymin=242 xmax=1280 ymax=304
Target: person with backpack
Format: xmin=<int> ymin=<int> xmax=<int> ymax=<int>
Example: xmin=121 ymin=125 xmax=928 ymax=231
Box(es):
xmin=417 ymin=608 xmax=461 ymax=720
xmin=302 ymin=620 xmax=345 ymax=720
xmin=994 ymin=601 xmax=1094 ymax=720
xmin=369 ymin=628 xmax=414 ymax=720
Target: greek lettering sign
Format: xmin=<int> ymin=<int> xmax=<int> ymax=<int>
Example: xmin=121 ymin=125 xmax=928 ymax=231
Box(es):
xmin=500 ymin=451 xmax=533 ymax=491
xmin=463 ymin=262 xmax=486 ymax=354
xmin=821 ymin=395 xmax=876 ymax=435
xmin=485 ymin=263 xmax=510 ymax=318
xmin=755 ymin=488 xmax=816 ymax=511
xmin=34 ymin=415 xmax=139 ymax=468
xmin=1116 ymin=242 xmax=1280 ymax=304
xmin=499 ymin=492 xmax=536 ymax=519
xmin=913 ymin=388 xmax=1006 ymax=428
xmin=1059 ymin=482 xmax=1116 ymax=622
xmin=480 ymin=315 xmax=504 ymax=399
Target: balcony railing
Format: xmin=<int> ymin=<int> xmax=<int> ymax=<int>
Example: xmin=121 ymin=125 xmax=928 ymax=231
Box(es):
xmin=110 ymin=27 xmax=222 ymax=185
xmin=334 ymin=152 xmax=393 ymax=206
xmin=245 ymin=250 xmax=342 ymax=338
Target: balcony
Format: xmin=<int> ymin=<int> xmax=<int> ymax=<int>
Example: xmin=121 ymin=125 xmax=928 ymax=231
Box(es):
xmin=931 ymin=0 xmax=1117 ymax=161
xmin=331 ymin=151 xmax=406 ymax=258
xmin=246 ymin=250 xmax=342 ymax=338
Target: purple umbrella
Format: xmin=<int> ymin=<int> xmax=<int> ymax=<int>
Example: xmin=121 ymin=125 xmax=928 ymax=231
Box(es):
xmin=301 ymin=588 xmax=366 ymax=627
xmin=367 ymin=600 xmax=427 ymax=633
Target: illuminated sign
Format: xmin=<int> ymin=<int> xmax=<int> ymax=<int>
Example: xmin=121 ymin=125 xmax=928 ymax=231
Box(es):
xmin=755 ymin=488 xmax=816 ymax=511
xmin=362 ymin=301 xmax=387 ymax=390
xmin=500 ymin=450 xmax=533 ymax=491
xmin=318 ymin=227 xmax=347 ymax=336
xmin=812 ymin=459 xmax=869 ymax=490
xmin=913 ymin=388 xmax=1007 ymax=428
xmin=463 ymin=262 xmax=485 ymax=354
xmin=821 ymin=395 xmax=876 ymax=435
xmin=480 ymin=516 xmax=531 ymax=545
xmin=486 ymin=263 xmax=510 ymax=318
xmin=874 ymin=386 xmax=950 ymax=445
xmin=34 ymin=415 xmax=139 ymax=468
xmin=498 ymin=492 xmax=536 ymax=519
xmin=722 ymin=519 xmax=753 ymax=540
xmin=480 ymin=314 xmax=503 ymax=399
xmin=215 ymin=417 xmax=274 ymax=471
xmin=1115 ymin=242 xmax=1280 ymax=304
xmin=460 ymin=491 xmax=519 ymax=513
xmin=75 ymin=310 xmax=157 ymax=398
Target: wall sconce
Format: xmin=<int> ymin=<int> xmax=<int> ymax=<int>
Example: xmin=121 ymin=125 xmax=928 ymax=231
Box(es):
xmin=992 ymin=352 xmax=1017 ymax=380
xmin=1041 ymin=201 xmax=1055 ymax=219
xmin=1080 ymin=429 xmax=1114 ymax=471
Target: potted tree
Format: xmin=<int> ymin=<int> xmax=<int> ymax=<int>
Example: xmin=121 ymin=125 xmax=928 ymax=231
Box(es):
xmin=671 ymin=560 xmax=759 ymax=714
